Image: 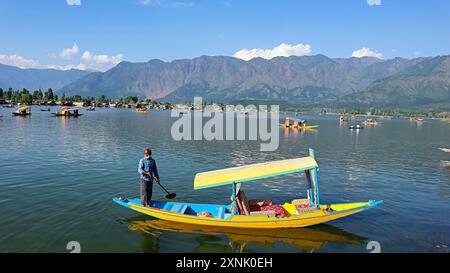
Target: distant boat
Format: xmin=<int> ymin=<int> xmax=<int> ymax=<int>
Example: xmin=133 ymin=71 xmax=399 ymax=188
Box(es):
xmin=339 ymin=116 xmax=349 ymax=123
xmin=86 ymin=106 xmax=95 ymax=111
xmin=134 ymin=107 xmax=148 ymax=113
xmin=12 ymin=106 xmax=31 ymax=116
xmin=40 ymin=108 xmax=51 ymax=112
xmin=281 ymin=117 xmax=319 ymax=130
xmin=53 ymin=107 xmax=82 ymax=117
xmin=349 ymin=125 xmax=364 ymax=130
xmin=410 ymin=117 xmax=424 ymax=122
xmin=439 ymin=148 xmax=450 ymax=153
xmin=362 ymin=119 xmax=381 ymax=126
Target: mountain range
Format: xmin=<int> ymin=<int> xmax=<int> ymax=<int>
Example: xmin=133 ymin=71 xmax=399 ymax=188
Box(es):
xmin=0 ymin=63 xmax=90 ymax=91
xmin=1 ymin=54 xmax=449 ymax=109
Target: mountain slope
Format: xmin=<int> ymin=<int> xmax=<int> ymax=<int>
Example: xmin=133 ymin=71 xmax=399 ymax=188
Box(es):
xmin=59 ymin=55 xmax=401 ymax=99
xmin=339 ymin=56 xmax=450 ymax=107
xmin=58 ymin=54 xmax=450 ymax=108
xmin=0 ymin=63 xmax=91 ymax=91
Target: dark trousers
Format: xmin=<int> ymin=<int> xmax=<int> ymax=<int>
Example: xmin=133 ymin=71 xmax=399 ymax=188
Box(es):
xmin=140 ymin=179 xmax=153 ymax=207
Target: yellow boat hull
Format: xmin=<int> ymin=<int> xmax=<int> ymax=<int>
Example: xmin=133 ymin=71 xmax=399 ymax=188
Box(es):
xmin=280 ymin=124 xmax=320 ymax=130
xmin=113 ymin=198 xmax=382 ymax=229
xmin=363 ymin=122 xmax=381 ymax=126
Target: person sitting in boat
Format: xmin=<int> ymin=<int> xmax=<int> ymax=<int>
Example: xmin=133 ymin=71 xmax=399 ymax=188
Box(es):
xmin=138 ymin=147 xmax=160 ymax=207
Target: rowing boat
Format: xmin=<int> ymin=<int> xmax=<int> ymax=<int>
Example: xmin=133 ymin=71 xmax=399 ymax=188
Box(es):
xmin=280 ymin=124 xmax=320 ymax=130
xmin=280 ymin=117 xmax=319 ymax=130
xmin=134 ymin=108 xmax=148 ymax=113
xmin=113 ymin=149 xmax=382 ymax=229
xmin=53 ymin=107 xmax=82 ymax=117
xmin=12 ymin=106 xmax=31 ymax=116
xmin=362 ymin=119 xmax=382 ymax=126
xmin=439 ymin=148 xmax=450 ymax=153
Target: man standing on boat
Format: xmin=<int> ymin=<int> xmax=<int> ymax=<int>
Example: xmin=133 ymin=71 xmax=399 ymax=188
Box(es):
xmin=138 ymin=147 xmax=160 ymax=207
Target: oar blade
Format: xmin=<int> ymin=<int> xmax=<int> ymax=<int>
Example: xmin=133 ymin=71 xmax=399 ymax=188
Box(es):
xmin=166 ymin=193 xmax=177 ymax=199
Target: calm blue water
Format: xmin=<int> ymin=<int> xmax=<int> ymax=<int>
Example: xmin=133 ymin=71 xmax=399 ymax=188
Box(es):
xmin=0 ymin=107 xmax=449 ymax=253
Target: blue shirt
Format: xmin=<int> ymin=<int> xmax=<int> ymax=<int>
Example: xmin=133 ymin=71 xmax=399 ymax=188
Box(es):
xmin=138 ymin=157 xmax=159 ymax=182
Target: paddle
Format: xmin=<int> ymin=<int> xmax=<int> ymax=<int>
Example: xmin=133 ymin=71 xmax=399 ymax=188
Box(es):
xmin=151 ymin=174 xmax=176 ymax=199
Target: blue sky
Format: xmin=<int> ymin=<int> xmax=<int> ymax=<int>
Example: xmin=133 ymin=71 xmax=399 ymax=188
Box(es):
xmin=0 ymin=0 xmax=449 ymax=71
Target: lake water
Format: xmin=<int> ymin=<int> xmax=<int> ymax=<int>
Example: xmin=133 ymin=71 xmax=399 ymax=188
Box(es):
xmin=0 ymin=107 xmax=449 ymax=253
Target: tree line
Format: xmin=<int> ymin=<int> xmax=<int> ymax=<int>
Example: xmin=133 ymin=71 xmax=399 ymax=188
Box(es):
xmin=0 ymin=88 xmax=56 ymax=104
xmin=0 ymin=87 xmax=141 ymax=106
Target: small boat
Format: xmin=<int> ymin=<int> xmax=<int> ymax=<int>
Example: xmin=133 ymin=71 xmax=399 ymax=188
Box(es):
xmin=362 ymin=119 xmax=381 ymax=126
xmin=40 ymin=108 xmax=51 ymax=112
xmin=3 ymin=104 xmax=15 ymax=108
xmin=280 ymin=117 xmax=319 ymax=130
xmin=53 ymin=107 xmax=82 ymax=117
xmin=339 ymin=116 xmax=349 ymax=123
xmin=349 ymin=125 xmax=364 ymax=130
xmin=12 ymin=106 xmax=31 ymax=116
xmin=113 ymin=149 xmax=382 ymax=229
xmin=410 ymin=117 xmax=424 ymax=122
xmin=86 ymin=106 xmax=95 ymax=111
xmin=439 ymin=148 xmax=450 ymax=153
xmin=134 ymin=107 xmax=148 ymax=113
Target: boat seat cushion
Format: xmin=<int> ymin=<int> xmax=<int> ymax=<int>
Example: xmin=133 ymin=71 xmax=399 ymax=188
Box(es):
xmin=261 ymin=205 xmax=287 ymax=218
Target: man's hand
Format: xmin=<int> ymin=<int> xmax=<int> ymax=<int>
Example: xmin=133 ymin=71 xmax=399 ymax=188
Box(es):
xmin=155 ymin=178 xmax=161 ymax=185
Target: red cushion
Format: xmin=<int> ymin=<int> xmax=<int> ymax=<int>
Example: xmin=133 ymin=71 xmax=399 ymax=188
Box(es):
xmin=260 ymin=205 xmax=287 ymax=218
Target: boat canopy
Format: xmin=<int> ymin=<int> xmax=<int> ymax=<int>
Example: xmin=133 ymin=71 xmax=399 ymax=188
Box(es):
xmin=194 ymin=156 xmax=318 ymax=190
xmin=17 ymin=106 xmax=30 ymax=112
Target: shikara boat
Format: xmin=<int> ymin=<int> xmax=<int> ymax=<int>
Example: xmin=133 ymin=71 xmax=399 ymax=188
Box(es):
xmin=53 ymin=107 xmax=82 ymax=117
xmin=280 ymin=117 xmax=319 ymax=130
xmin=12 ymin=106 xmax=31 ymax=116
xmin=339 ymin=116 xmax=349 ymax=123
xmin=113 ymin=149 xmax=382 ymax=229
xmin=362 ymin=119 xmax=382 ymax=126
xmin=134 ymin=107 xmax=148 ymax=113
xmin=439 ymin=148 xmax=450 ymax=153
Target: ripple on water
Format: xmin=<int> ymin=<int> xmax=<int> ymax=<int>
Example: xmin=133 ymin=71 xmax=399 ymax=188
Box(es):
xmin=0 ymin=109 xmax=449 ymax=252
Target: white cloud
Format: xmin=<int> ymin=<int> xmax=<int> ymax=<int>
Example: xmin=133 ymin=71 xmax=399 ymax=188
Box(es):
xmin=367 ymin=0 xmax=381 ymax=6
xmin=0 ymin=54 xmax=40 ymax=68
xmin=66 ymin=0 xmax=81 ymax=6
xmin=352 ymin=47 xmax=384 ymax=59
xmin=1 ymin=48 xmax=124 ymax=72
xmin=59 ymin=43 xmax=79 ymax=60
xmin=233 ymin=43 xmax=312 ymax=61
xmin=80 ymin=51 xmax=124 ymax=71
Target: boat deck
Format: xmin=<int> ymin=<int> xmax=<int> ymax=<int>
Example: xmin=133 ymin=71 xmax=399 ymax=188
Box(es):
xmin=126 ymin=198 xmax=232 ymax=219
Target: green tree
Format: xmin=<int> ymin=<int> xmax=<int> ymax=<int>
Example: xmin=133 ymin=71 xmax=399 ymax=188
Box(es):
xmin=18 ymin=89 xmax=32 ymax=104
xmin=5 ymin=88 xmax=14 ymax=100
xmin=0 ymin=88 xmax=3 ymax=100
xmin=44 ymin=88 xmax=54 ymax=101
xmin=33 ymin=89 xmax=44 ymax=101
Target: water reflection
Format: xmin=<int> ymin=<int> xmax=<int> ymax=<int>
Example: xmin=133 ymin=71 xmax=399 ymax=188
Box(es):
xmin=127 ymin=217 xmax=366 ymax=253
